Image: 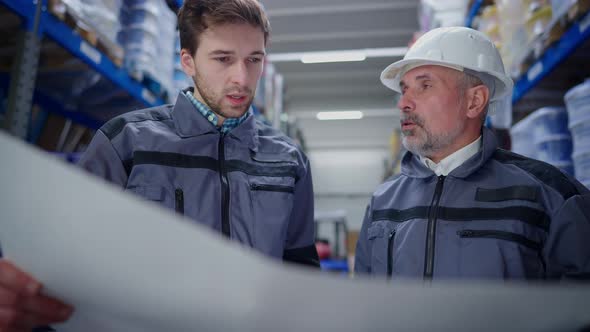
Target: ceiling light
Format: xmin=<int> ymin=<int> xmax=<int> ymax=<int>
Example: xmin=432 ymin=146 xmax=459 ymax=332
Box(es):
xmin=301 ymin=51 xmax=366 ymax=64
xmin=316 ymin=111 xmax=364 ymax=120
xmin=268 ymin=47 xmax=408 ymax=63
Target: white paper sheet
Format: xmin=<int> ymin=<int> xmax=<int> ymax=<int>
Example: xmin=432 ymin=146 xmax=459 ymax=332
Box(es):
xmin=1 ymin=131 xmax=589 ymax=331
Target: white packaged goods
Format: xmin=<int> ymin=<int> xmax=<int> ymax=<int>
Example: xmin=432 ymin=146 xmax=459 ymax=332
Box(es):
xmin=511 ymin=106 xmax=573 ymax=173
xmin=119 ymin=0 xmax=175 ymax=99
xmin=510 ymin=116 xmax=536 ymax=158
xmin=565 ymin=80 xmax=590 ymax=178
xmin=62 ymin=0 xmax=123 ymax=46
xmin=535 ymin=133 xmax=573 ymax=163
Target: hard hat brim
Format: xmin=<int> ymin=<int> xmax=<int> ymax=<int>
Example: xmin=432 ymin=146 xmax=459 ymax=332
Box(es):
xmin=380 ymin=58 xmax=513 ymax=101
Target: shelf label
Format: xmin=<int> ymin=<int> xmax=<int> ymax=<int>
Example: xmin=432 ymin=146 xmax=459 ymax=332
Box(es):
xmin=142 ymin=89 xmax=156 ymax=105
xmin=580 ymin=13 xmax=590 ymax=33
xmin=80 ymin=42 xmax=102 ymax=64
xmin=527 ymin=62 xmax=543 ymax=82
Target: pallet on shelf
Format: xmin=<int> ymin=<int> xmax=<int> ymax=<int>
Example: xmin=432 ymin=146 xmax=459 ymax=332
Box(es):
xmin=47 ymin=0 xmax=123 ymax=67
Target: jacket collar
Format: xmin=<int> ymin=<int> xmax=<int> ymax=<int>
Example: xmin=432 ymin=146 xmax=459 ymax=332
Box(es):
xmin=401 ymin=126 xmax=498 ymax=179
xmin=171 ymin=89 xmax=259 ymax=150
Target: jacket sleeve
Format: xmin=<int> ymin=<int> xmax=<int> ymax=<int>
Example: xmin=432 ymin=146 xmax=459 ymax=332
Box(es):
xmin=77 ymin=129 xmax=129 ymax=187
xmin=282 ymin=156 xmax=320 ymax=268
xmin=354 ymin=202 xmax=373 ymax=274
xmin=544 ymin=189 xmax=590 ymax=280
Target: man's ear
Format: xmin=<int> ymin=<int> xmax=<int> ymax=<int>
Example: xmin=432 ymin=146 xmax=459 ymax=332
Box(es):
xmin=180 ymin=49 xmax=196 ymax=77
xmin=465 ymin=85 xmax=490 ymax=119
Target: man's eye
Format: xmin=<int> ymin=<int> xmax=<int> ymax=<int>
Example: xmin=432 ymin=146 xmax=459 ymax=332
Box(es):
xmin=249 ymin=57 xmax=262 ymax=63
xmin=215 ymin=57 xmax=230 ymax=63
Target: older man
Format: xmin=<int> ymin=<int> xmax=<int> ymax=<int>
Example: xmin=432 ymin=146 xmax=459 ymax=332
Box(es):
xmin=355 ymin=27 xmax=590 ymax=280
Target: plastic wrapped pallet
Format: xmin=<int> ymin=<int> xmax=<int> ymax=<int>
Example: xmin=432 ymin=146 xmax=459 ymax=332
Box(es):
xmin=564 ymin=79 xmax=590 ymax=180
xmin=61 ymin=0 xmax=123 ymax=47
xmin=512 ymin=106 xmax=574 ymax=175
xmin=80 ymin=0 xmax=123 ymax=44
xmin=119 ymin=0 xmax=176 ymax=100
xmin=157 ymin=1 xmax=176 ymax=100
xmin=510 ymin=115 xmax=536 ymax=159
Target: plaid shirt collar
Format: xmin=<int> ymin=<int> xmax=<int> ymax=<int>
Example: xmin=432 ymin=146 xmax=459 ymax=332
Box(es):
xmin=184 ymin=89 xmax=250 ymax=134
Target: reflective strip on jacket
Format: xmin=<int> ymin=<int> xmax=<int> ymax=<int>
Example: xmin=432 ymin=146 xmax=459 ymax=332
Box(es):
xmin=79 ymin=91 xmax=319 ymax=267
xmin=355 ymin=127 xmax=590 ymax=280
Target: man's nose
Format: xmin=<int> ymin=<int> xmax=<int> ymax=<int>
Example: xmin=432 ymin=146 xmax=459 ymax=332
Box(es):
xmin=230 ymin=62 xmax=248 ymax=86
xmin=397 ymin=91 xmax=415 ymax=113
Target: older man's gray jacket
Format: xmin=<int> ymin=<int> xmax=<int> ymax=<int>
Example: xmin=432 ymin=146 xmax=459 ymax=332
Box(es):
xmin=79 ymin=92 xmax=319 ymax=267
xmin=355 ymin=127 xmax=590 ymax=280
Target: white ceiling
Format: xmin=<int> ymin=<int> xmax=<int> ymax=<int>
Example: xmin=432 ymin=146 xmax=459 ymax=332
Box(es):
xmin=262 ymin=0 xmax=419 ymax=150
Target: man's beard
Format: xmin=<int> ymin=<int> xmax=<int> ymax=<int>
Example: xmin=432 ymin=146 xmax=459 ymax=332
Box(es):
xmin=193 ymin=72 xmax=253 ymax=118
xmin=401 ymin=114 xmax=464 ymax=158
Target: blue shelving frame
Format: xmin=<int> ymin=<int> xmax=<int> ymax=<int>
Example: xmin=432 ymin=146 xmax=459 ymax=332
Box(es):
xmin=0 ymin=0 xmax=164 ymax=120
xmin=512 ymin=11 xmax=590 ymax=103
xmin=464 ymin=2 xmax=590 ymax=106
xmin=465 ymin=0 xmax=484 ymax=28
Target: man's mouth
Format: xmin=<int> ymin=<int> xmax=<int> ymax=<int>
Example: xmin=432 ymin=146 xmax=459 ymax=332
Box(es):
xmin=226 ymin=94 xmax=247 ymax=105
xmin=401 ymin=120 xmax=416 ymax=130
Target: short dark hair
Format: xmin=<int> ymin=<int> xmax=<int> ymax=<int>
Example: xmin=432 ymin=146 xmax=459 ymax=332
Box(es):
xmin=178 ymin=0 xmax=270 ymax=55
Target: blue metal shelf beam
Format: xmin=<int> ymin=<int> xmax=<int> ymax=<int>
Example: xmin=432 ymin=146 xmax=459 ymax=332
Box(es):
xmin=33 ymin=91 xmax=103 ymax=130
xmin=512 ymin=12 xmax=590 ymax=103
xmin=40 ymin=13 xmax=163 ymax=107
xmin=465 ymin=0 xmax=484 ymax=28
xmin=1 ymin=73 xmax=103 ymax=130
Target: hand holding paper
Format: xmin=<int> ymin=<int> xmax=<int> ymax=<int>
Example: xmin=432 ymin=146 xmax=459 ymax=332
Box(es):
xmin=0 ymin=259 xmax=73 ymax=330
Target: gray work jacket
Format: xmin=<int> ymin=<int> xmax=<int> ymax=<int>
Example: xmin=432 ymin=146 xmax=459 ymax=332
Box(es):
xmin=355 ymin=127 xmax=590 ymax=280
xmin=79 ymin=91 xmax=319 ymax=267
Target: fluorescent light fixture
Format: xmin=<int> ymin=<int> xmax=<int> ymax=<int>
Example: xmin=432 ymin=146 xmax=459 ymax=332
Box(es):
xmin=316 ymin=111 xmax=364 ymax=120
xmin=268 ymin=47 xmax=408 ymax=63
xmin=301 ymin=51 xmax=366 ymax=64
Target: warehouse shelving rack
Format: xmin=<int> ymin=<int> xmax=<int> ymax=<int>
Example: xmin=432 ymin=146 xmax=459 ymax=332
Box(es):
xmin=465 ymin=1 xmax=590 ymax=105
xmin=0 ymin=0 xmax=165 ymax=141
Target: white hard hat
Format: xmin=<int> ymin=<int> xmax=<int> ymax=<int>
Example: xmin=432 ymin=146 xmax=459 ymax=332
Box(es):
xmin=380 ymin=26 xmax=513 ymax=102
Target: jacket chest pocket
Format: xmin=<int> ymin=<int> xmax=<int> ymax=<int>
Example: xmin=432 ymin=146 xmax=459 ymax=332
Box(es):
xmin=248 ymin=176 xmax=295 ymax=249
xmin=247 ymin=150 xmax=298 ymax=250
xmin=126 ymin=185 xmax=184 ymax=215
xmin=456 ymin=229 xmax=545 ymax=279
xmin=367 ymin=221 xmax=397 ymax=276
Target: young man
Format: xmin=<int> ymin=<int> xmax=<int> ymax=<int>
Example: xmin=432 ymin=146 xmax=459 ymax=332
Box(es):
xmin=0 ymin=0 xmax=318 ymax=328
xmin=355 ymin=27 xmax=590 ymax=280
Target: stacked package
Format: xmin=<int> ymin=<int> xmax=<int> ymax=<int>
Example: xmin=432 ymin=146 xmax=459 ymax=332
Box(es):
xmin=56 ymin=0 xmax=123 ymax=47
xmin=119 ymin=0 xmax=176 ymax=101
xmin=80 ymin=0 xmax=123 ymax=45
xmin=564 ymin=79 xmax=590 ymax=187
xmin=510 ymin=106 xmax=574 ymax=175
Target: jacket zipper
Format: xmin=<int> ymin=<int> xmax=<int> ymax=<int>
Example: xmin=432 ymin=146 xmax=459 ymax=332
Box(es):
xmin=175 ymin=188 xmax=184 ymax=215
xmin=219 ymin=135 xmax=230 ymax=238
xmin=387 ymin=229 xmax=397 ymax=279
xmin=457 ymin=230 xmax=542 ymax=251
xmin=424 ymin=175 xmax=445 ymax=280
xmin=250 ymin=183 xmax=294 ymax=194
